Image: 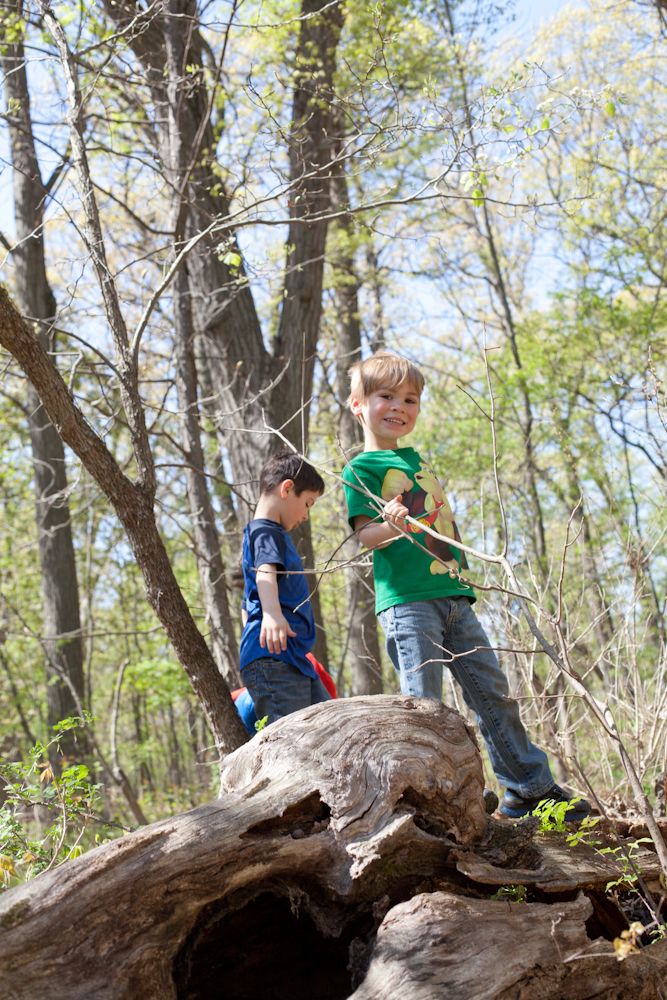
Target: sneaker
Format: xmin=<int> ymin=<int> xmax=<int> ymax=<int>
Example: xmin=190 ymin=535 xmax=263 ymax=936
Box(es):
xmin=483 ymin=788 xmax=499 ymax=814
xmin=498 ymin=783 xmax=592 ymax=821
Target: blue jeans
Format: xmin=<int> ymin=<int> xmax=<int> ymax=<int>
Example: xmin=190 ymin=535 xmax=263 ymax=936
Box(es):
xmin=243 ymin=658 xmax=331 ymax=726
xmin=378 ymin=597 xmax=553 ymax=797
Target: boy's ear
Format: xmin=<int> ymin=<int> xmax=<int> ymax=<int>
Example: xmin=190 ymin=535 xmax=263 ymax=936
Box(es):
xmin=350 ymin=395 xmax=364 ymax=418
xmin=279 ymin=479 xmax=294 ymax=498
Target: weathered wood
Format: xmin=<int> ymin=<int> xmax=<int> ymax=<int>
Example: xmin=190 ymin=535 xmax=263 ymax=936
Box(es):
xmin=0 ymin=697 xmax=486 ymax=999
xmin=455 ymin=821 xmax=664 ymax=892
xmin=0 ymin=696 xmax=662 ymax=1000
xmin=349 ymin=890 xmax=667 ymax=1000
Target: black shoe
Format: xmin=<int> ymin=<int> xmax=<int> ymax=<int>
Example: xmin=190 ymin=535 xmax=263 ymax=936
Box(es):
xmin=498 ymin=783 xmax=591 ymax=821
xmin=483 ymin=788 xmax=499 ymax=814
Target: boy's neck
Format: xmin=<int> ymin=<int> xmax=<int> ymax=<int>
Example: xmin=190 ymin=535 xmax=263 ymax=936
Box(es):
xmin=362 ymin=434 xmax=406 ymax=453
xmin=254 ymin=493 xmax=283 ymax=526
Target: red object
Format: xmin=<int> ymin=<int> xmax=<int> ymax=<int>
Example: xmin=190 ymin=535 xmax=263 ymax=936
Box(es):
xmin=306 ymin=652 xmax=337 ymax=698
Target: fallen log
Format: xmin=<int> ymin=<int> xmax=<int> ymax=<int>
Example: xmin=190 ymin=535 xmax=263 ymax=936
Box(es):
xmin=0 ymin=696 xmax=663 ymax=1000
xmin=349 ymin=890 xmax=667 ymax=1000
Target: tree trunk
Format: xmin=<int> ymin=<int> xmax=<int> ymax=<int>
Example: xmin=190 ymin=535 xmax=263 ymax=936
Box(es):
xmin=163 ymin=7 xmax=240 ymax=689
xmin=350 ymin=890 xmax=667 ymax=1000
xmin=330 ymin=150 xmax=383 ymax=695
xmin=100 ymin=0 xmax=341 ymax=667
xmin=172 ymin=260 xmax=241 ymax=689
xmin=0 ymin=287 xmax=248 ymax=756
xmin=270 ymin=0 xmax=344 ymax=442
xmin=2 ymin=5 xmax=86 ymax=761
xmin=0 ymin=696 xmax=662 ymax=1000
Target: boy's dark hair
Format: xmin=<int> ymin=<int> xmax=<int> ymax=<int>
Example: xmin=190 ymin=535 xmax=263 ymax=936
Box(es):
xmin=259 ymin=452 xmax=325 ymax=496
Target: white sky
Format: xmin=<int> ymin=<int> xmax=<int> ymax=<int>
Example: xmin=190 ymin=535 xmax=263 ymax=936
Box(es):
xmin=509 ymin=0 xmax=571 ymax=38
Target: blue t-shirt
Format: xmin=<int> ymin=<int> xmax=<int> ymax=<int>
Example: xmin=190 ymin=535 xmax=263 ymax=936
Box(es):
xmin=239 ymin=518 xmax=317 ymax=677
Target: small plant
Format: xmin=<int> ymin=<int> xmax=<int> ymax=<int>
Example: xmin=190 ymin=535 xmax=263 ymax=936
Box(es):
xmin=598 ymin=837 xmax=666 ymax=943
xmin=600 ymin=837 xmax=653 ymax=894
xmin=531 ymin=795 xmax=587 ymax=833
xmin=491 ymin=883 xmax=527 ymax=903
xmin=646 ymin=921 xmax=667 ymax=943
xmin=565 ymin=814 xmax=601 ymax=848
xmin=254 ymin=715 xmax=269 ymax=733
xmin=0 ymin=717 xmax=104 ymax=889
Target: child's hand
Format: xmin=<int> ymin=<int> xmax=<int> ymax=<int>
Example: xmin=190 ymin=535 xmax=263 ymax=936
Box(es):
xmin=382 ymin=494 xmax=409 ymax=531
xmin=260 ymin=612 xmax=296 ymax=654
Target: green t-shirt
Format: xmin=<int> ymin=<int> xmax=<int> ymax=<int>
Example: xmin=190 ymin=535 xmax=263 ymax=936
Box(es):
xmin=342 ymin=446 xmax=475 ymax=614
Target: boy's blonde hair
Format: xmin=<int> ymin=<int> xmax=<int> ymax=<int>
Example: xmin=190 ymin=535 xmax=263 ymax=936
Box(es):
xmin=347 ymin=351 xmax=424 ymax=405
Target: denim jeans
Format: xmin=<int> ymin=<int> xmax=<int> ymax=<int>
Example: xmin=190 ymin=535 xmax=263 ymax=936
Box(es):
xmin=243 ymin=658 xmax=331 ymax=726
xmin=378 ymin=597 xmax=553 ymax=797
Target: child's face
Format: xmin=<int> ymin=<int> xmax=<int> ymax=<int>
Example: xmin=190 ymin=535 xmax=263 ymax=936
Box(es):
xmin=351 ymin=381 xmax=421 ymax=449
xmin=279 ymin=482 xmax=321 ymax=531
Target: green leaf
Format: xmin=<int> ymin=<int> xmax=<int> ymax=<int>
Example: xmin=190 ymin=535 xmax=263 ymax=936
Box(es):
xmin=0 ymin=13 xmax=26 ymax=44
xmin=222 ymin=251 xmax=242 ymax=270
xmin=490 ymin=884 xmax=527 ymax=903
xmin=52 ymin=715 xmax=85 ymax=734
xmin=54 ymin=3 xmax=76 ymax=26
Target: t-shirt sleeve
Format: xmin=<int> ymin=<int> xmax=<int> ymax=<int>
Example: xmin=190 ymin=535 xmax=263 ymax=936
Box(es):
xmin=248 ymin=522 xmax=286 ymax=571
xmin=342 ymin=460 xmax=381 ymax=528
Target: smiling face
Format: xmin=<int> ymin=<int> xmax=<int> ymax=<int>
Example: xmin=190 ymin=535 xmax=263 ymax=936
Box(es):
xmin=351 ymin=381 xmax=421 ymax=450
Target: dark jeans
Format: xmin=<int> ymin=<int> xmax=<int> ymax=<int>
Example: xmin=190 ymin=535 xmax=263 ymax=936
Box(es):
xmin=243 ymin=657 xmax=331 ymax=726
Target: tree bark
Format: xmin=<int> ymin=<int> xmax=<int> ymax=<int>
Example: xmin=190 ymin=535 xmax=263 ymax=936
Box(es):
xmin=350 ymin=890 xmax=667 ymax=1000
xmin=330 ymin=148 xmax=383 ymax=695
xmin=162 ymin=5 xmax=241 ymax=688
xmin=0 ymin=696 xmax=486 ymax=999
xmin=0 ymin=696 xmax=662 ymax=1000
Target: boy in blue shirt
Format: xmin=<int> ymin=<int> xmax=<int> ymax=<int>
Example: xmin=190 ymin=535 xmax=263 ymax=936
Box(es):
xmin=240 ymin=452 xmax=330 ymax=725
xmin=342 ymin=351 xmax=591 ymax=821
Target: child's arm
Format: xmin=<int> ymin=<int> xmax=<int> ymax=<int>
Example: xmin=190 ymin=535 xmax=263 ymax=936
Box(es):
xmin=256 ymin=563 xmax=296 ymax=654
xmin=353 ymin=495 xmax=408 ymax=549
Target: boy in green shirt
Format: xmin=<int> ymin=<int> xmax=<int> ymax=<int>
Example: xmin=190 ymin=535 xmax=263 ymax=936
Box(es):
xmin=342 ymin=351 xmax=591 ymax=820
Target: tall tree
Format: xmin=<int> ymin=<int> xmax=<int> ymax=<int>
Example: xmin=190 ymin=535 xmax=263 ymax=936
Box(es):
xmin=100 ymin=0 xmax=346 ymax=664
xmin=1 ymin=1 xmax=86 ymax=763
xmin=19 ymin=0 xmax=250 ymax=755
xmin=162 ymin=0 xmax=240 ymax=688
xmin=0 ymin=284 xmax=249 ymax=755
xmin=330 ymin=140 xmax=383 ymax=695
